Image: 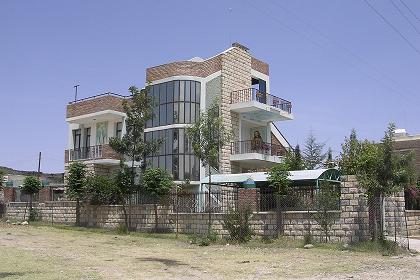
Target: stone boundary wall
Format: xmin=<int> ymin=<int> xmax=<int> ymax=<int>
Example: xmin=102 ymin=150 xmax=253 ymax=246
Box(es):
xmin=406 ymin=210 xmax=420 ymax=236
xmin=5 ymin=177 xmax=416 ymax=242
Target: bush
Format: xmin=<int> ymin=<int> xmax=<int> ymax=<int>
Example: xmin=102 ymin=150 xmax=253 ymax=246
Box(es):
xmin=222 ymin=207 xmax=254 ymax=243
xmin=350 ymin=240 xmax=404 ymax=256
xmin=28 ymin=208 xmax=38 ymax=222
xmin=189 ymin=231 xmax=218 ymax=246
xmin=116 ymin=224 xmax=128 ymax=235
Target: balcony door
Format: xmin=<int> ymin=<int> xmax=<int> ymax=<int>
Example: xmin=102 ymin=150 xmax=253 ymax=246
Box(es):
xmin=252 ymin=78 xmax=267 ymax=104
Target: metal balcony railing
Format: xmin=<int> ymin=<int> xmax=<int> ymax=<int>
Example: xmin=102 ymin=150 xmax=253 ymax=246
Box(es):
xmin=231 ymin=140 xmax=286 ymax=157
xmin=69 ymin=145 xmax=103 ymax=161
xmin=230 ymin=88 xmax=292 ymax=114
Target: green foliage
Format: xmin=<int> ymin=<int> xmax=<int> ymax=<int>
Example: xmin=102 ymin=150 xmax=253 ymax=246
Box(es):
xmin=141 ymin=168 xmax=173 ymax=199
xmin=284 ymin=144 xmax=306 ymax=170
xmin=22 ymin=176 xmax=42 ymax=195
xmin=303 ymin=233 xmax=313 ymax=245
xmin=339 ymin=129 xmax=361 ymax=175
xmin=116 ymin=224 xmax=128 ymax=235
xmin=267 ymin=162 xmax=291 ymax=194
xmin=85 ymin=175 xmax=120 ymax=205
xmin=0 ymin=170 xmax=4 ymax=190
xmin=189 ymin=231 xmax=219 ymax=246
xmin=28 ymin=208 xmax=38 ymax=222
xmin=325 ymin=147 xmax=336 ymax=168
xmin=349 ymin=240 xmax=404 ymax=256
xmin=66 ymin=162 xmax=87 ymax=200
xmin=303 ymin=132 xmax=327 ymax=169
xmin=113 ymin=165 xmax=135 ymax=200
xmin=186 ymin=98 xmax=231 ymax=171
xmin=356 ymin=124 xmax=417 ymax=197
xmin=109 ymin=86 xmax=161 ymax=160
xmin=313 ymin=181 xmax=341 ymax=243
xmin=222 ymin=207 xmax=254 ymax=243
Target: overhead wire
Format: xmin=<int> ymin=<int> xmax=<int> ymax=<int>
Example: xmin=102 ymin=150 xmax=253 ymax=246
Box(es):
xmin=268 ymin=0 xmax=418 ymax=103
xmin=363 ymin=0 xmax=420 ymax=55
xmin=400 ymin=0 xmax=420 ymax=21
xmin=390 ymin=0 xmax=420 ymax=34
xmin=245 ymin=0 xmax=418 ymax=104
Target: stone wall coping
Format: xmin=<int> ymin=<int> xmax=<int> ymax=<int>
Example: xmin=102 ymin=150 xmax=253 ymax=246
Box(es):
xmin=255 ymin=210 xmax=342 ymax=214
xmin=405 ymin=210 xmax=420 ymax=213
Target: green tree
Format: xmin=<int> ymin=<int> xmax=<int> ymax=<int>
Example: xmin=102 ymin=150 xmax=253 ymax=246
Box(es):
xmin=66 ymin=162 xmax=87 ymax=226
xmin=109 ymin=85 xmax=161 ymax=230
xmin=284 ymin=144 xmax=306 ymax=170
xmin=324 ymin=148 xmax=336 ymax=168
xmin=142 ymin=168 xmax=173 ymax=232
xmin=355 ymin=123 xmax=416 ymax=239
xmin=313 ymin=181 xmax=340 ymax=243
xmin=303 ymin=132 xmax=327 ymax=169
xmin=85 ymin=175 xmax=120 ymax=205
xmin=22 ymin=176 xmax=42 ymax=221
xmin=339 ymin=129 xmax=361 ymax=175
xmin=186 ymin=98 xmax=231 ymax=232
xmin=267 ymin=162 xmax=291 ymax=194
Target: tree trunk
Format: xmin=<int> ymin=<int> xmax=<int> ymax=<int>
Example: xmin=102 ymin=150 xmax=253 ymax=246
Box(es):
xmin=154 ymin=203 xmax=158 ymax=232
xmin=29 ymin=193 xmax=33 ymax=211
xmin=122 ymin=202 xmax=128 ymax=229
xmin=208 ymin=165 xmax=212 ymax=234
xmin=75 ymin=198 xmax=80 ymax=226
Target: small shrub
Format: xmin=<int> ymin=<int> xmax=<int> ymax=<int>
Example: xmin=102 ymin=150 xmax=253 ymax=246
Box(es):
xmin=189 ymin=231 xmax=219 ymax=246
xmin=223 ymin=207 xmax=254 ymax=243
xmin=28 ymin=208 xmax=38 ymax=222
xmin=116 ymin=224 xmax=128 ymax=235
xmin=350 ymin=240 xmax=404 ymax=256
xmin=303 ymin=233 xmax=313 ymax=245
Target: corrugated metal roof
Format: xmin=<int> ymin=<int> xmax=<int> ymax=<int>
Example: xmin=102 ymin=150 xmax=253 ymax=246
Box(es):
xmin=201 ymin=169 xmax=339 ymax=184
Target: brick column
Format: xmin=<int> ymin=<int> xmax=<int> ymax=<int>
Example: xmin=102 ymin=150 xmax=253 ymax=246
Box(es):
xmin=3 ymin=187 xmax=16 ymax=203
xmin=39 ymin=187 xmax=52 ymax=202
xmin=237 ymin=188 xmax=259 ymax=212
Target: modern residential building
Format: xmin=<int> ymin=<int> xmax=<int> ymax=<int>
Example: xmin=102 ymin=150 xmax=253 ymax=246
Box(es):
xmin=65 ymin=43 xmax=293 ymax=190
xmin=394 ymin=128 xmax=420 ymax=176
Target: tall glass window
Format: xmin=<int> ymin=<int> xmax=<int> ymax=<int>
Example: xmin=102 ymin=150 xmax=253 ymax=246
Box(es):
xmin=145 ymin=128 xmax=200 ymax=181
xmin=146 ymin=80 xmax=201 ymax=128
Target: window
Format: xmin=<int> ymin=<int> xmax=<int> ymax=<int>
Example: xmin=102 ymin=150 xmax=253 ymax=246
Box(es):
xmin=144 ymin=128 xmax=200 ymax=181
xmin=148 ymin=80 xmax=201 ymax=127
xmin=84 ymin=127 xmax=91 ymax=147
xmin=73 ymin=129 xmax=81 ymax=150
xmin=116 ymin=122 xmax=122 ymax=139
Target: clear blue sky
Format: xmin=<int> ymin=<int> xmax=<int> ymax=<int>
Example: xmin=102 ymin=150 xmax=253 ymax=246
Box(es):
xmin=1 ymin=0 xmax=420 ymax=173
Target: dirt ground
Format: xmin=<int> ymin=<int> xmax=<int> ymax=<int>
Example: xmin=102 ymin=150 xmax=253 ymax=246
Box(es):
xmin=0 ymin=222 xmax=419 ymax=280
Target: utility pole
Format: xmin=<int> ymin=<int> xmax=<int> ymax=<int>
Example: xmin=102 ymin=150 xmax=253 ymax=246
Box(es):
xmin=74 ymin=84 xmax=80 ymax=101
xmin=37 ymin=152 xmax=42 ymax=180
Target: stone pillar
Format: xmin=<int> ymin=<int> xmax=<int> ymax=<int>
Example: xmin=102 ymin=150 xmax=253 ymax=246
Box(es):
xmin=237 ymin=188 xmax=259 ymax=212
xmin=220 ymin=47 xmax=252 ymax=174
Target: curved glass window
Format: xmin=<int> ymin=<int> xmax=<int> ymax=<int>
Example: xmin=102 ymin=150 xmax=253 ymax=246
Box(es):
xmin=145 ymin=128 xmax=200 ymax=181
xmin=146 ymin=80 xmax=201 ymax=128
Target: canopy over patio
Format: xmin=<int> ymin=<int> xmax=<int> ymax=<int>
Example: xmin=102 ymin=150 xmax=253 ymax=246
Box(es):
xmin=201 ymin=168 xmax=341 ymax=187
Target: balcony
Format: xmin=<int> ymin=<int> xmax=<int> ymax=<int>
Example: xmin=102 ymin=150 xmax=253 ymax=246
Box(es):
xmin=65 ymin=144 xmax=121 ymax=164
xmin=230 ymin=140 xmax=286 ymax=166
xmin=230 ymin=88 xmax=293 ymax=123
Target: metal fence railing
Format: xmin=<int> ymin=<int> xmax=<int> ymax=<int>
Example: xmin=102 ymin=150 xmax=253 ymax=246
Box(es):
xmin=230 ymin=88 xmax=292 ymax=113
xmin=259 ymin=186 xmax=341 ymax=212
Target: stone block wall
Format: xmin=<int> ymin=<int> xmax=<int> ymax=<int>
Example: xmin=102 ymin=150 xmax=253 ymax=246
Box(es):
xmin=5 ymin=177 xmax=416 ymax=242
xmin=406 ymin=210 xmax=420 ymax=236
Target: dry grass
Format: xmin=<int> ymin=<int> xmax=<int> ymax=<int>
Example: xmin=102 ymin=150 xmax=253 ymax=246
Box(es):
xmin=0 ymin=222 xmax=419 ymax=280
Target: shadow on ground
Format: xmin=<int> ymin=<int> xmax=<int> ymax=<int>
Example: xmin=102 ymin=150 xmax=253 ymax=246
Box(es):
xmin=136 ymin=257 xmax=187 ymax=267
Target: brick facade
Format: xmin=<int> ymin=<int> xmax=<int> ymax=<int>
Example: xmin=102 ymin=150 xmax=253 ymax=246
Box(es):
xmin=251 ymin=57 xmax=269 ymax=75
xmin=66 ymin=95 xmax=126 ymax=119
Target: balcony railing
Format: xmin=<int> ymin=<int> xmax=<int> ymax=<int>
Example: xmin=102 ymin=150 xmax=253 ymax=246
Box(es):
xmin=231 ymin=140 xmax=286 ymax=157
xmin=69 ymin=145 xmax=103 ymax=161
xmin=230 ymin=88 xmax=292 ymax=114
